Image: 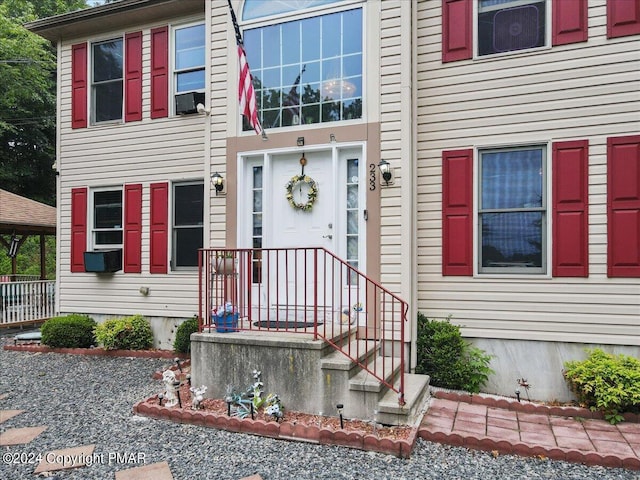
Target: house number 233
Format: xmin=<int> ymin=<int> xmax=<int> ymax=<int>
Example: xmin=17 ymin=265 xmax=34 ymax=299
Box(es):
xmin=369 ymin=163 xmax=376 ymax=190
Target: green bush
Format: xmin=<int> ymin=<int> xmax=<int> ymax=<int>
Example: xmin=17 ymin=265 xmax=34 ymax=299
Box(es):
xmin=415 ymin=313 xmax=494 ymax=393
xmin=563 ymin=349 xmax=640 ymax=424
xmin=94 ymin=314 xmax=153 ymax=351
xmin=41 ymin=314 xmax=96 ymax=348
xmin=173 ymin=317 xmax=198 ymax=354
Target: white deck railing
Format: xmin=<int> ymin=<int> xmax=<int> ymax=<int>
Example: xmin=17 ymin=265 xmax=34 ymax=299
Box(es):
xmin=0 ymin=280 xmax=56 ymax=326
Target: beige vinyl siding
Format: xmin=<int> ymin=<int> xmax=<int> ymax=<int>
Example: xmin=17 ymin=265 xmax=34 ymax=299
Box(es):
xmin=57 ymin=17 xmax=206 ymax=319
xmin=208 ymin=1 xmax=229 ymax=247
xmin=414 ymin=0 xmax=640 ymax=346
xmin=379 ymin=1 xmax=413 ymax=288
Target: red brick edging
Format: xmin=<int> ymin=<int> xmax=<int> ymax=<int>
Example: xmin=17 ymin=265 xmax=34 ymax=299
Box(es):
xmin=432 ymin=390 xmax=640 ymax=423
xmin=419 ymin=391 xmax=640 ymax=471
xmin=3 ymin=344 xmax=189 ymax=360
xmin=133 ymin=396 xmax=418 ymax=458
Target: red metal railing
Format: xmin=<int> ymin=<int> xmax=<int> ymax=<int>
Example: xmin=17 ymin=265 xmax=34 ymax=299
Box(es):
xmin=198 ymin=248 xmax=408 ymax=404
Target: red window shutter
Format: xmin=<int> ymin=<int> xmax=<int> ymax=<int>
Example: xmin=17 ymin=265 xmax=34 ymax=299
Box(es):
xmin=70 ymin=187 xmax=87 ymax=272
xmin=608 ymin=0 xmax=640 ymax=38
xmin=71 ymin=43 xmax=88 ymax=129
xmin=552 ymin=140 xmax=589 ymax=277
xmin=150 ymin=182 xmax=169 ymax=274
xmin=125 ymin=32 xmax=143 ymax=122
xmin=442 ymin=0 xmax=472 ymax=63
xmin=124 ymin=184 xmax=142 ymax=273
xmin=442 ymin=149 xmax=473 ymax=276
xmin=150 ymin=26 xmax=169 ymax=119
xmin=607 ymin=135 xmax=640 ymax=277
xmin=553 ymin=0 xmax=588 ymax=46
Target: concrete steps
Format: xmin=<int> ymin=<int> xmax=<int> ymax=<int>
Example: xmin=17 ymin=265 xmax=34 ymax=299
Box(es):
xmin=320 ymin=337 xmax=430 ymax=425
xmin=377 ymin=373 xmax=430 ymax=426
xmin=320 ymin=339 xmax=378 ymax=371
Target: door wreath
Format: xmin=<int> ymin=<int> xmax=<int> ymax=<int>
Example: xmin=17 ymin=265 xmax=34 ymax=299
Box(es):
xmin=285 ymin=174 xmax=318 ymax=211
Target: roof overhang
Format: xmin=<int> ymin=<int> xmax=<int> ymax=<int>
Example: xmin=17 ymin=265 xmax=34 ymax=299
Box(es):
xmin=24 ymin=0 xmax=204 ymax=43
xmin=0 ymin=223 xmax=56 ymax=236
xmin=0 ymin=190 xmax=56 ymax=236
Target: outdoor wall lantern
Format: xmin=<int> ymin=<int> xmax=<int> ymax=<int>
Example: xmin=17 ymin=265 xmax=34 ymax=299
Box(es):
xmin=211 ymin=172 xmax=224 ymax=195
xmin=378 ymin=159 xmax=393 ymax=186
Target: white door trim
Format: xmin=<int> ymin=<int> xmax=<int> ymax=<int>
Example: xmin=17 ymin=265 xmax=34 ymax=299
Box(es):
xmin=237 ymin=142 xmax=367 ymax=272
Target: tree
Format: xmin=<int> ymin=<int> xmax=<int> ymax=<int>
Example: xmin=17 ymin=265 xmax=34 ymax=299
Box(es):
xmin=0 ymin=0 xmax=89 ymax=275
xmin=0 ymin=0 xmax=88 ymax=206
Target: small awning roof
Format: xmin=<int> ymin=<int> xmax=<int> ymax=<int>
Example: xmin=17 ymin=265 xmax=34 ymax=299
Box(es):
xmin=0 ymin=189 xmax=56 ymax=236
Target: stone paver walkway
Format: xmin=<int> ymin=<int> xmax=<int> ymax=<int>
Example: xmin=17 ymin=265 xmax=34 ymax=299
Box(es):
xmin=1 ymin=407 xmax=176 ymax=478
xmin=420 ymin=397 xmax=640 ymax=470
xmin=0 ymin=409 xmax=24 ymax=424
xmin=115 ymin=461 xmax=174 ymax=480
xmin=34 ymin=444 xmax=96 ymax=474
xmin=0 ymin=426 xmax=47 ymax=446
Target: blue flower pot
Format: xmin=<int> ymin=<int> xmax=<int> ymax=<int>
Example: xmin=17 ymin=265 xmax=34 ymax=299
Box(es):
xmin=213 ymin=313 xmax=239 ymax=333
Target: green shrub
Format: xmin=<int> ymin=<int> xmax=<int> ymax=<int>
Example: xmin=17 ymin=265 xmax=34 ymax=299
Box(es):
xmin=94 ymin=314 xmax=153 ymax=351
xmin=563 ymin=349 xmax=640 ymax=424
xmin=173 ymin=317 xmax=198 ymax=354
xmin=41 ymin=314 xmax=96 ymax=348
xmin=415 ymin=313 xmax=494 ymax=393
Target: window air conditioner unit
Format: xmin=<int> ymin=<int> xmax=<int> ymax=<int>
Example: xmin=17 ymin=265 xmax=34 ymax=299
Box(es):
xmin=175 ymin=92 xmax=206 ymax=115
xmin=84 ymin=249 xmax=122 ymax=273
xmin=493 ymin=6 xmax=540 ymax=53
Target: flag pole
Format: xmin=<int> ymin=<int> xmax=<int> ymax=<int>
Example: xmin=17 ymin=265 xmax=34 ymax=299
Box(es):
xmin=227 ymin=0 xmax=267 ymax=138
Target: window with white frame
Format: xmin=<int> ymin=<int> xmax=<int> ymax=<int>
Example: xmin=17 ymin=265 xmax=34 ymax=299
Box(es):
xmin=174 ymin=23 xmax=205 ymax=96
xmin=91 ymin=38 xmax=123 ymax=123
xmin=92 ymin=189 xmax=123 ymax=248
xmin=478 ymin=0 xmax=546 ymax=57
xmin=241 ymin=2 xmax=363 ymax=130
xmin=172 ymin=182 xmax=203 ymax=268
xmin=346 ymin=158 xmax=359 ymax=283
xmin=478 ymin=146 xmax=546 ymax=274
xmin=251 ymin=166 xmax=263 ymax=283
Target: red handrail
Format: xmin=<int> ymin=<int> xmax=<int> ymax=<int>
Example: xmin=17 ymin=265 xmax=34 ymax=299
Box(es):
xmin=198 ymin=247 xmax=408 ymax=404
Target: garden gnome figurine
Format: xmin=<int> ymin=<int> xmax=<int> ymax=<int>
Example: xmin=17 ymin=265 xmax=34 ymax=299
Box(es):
xmin=162 ymin=370 xmax=179 ymax=407
xmin=190 ymin=385 xmax=207 ymax=410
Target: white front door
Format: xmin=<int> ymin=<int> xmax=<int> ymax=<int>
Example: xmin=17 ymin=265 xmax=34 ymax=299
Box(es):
xmin=240 ymin=146 xmax=365 ymax=320
xmin=270 ymin=151 xmax=335 ymax=250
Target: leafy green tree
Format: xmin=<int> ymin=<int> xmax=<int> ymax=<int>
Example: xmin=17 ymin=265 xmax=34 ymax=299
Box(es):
xmin=0 ymin=0 xmax=88 ymax=205
xmin=0 ymin=236 xmax=56 ymax=278
xmin=0 ymin=0 xmax=89 ymax=275
xmin=1 ymin=0 xmax=87 ymax=20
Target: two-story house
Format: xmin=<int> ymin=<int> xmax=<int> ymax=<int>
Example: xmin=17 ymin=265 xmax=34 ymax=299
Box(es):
xmin=27 ymin=0 xmax=639 ymax=402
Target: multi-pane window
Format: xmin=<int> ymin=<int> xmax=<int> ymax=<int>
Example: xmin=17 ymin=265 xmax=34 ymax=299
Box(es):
xmin=174 ymin=23 xmax=205 ymax=95
xmin=93 ymin=189 xmax=123 ymax=248
xmin=243 ymin=8 xmax=362 ymax=130
xmin=91 ymin=39 xmax=123 ymax=123
xmin=478 ymin=0 xmax=546 ymax=56
xmin=252 ymin=166 xmax=263 ymax=283
xmin=173 ymin=182 xmax=203 ymax=268
xmin=479 ymin=146 xmax=546 ymax=274
xmin=346 ymin=158 xmax=359 ymax=283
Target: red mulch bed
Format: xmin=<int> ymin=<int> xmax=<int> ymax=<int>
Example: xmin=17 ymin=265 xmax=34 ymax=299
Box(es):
xmin=174 ymin=382 xmax=414 ymax=441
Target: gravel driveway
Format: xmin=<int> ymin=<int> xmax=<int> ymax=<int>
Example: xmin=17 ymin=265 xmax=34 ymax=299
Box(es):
xmin=0 ymin=336 xmax=637 ymax=480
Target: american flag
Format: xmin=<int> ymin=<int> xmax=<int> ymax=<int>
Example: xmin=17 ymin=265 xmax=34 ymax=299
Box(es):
xmin=228 ymin=0 xmax=263 ymax=136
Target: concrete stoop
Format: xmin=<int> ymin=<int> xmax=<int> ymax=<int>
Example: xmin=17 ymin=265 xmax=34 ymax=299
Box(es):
xmin=191 ymin=327 xmax=430 ymax=426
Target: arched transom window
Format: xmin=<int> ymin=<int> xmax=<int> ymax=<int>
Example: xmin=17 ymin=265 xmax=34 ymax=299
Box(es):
xmin=240 ymin=0 xmax=363 ymax=130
